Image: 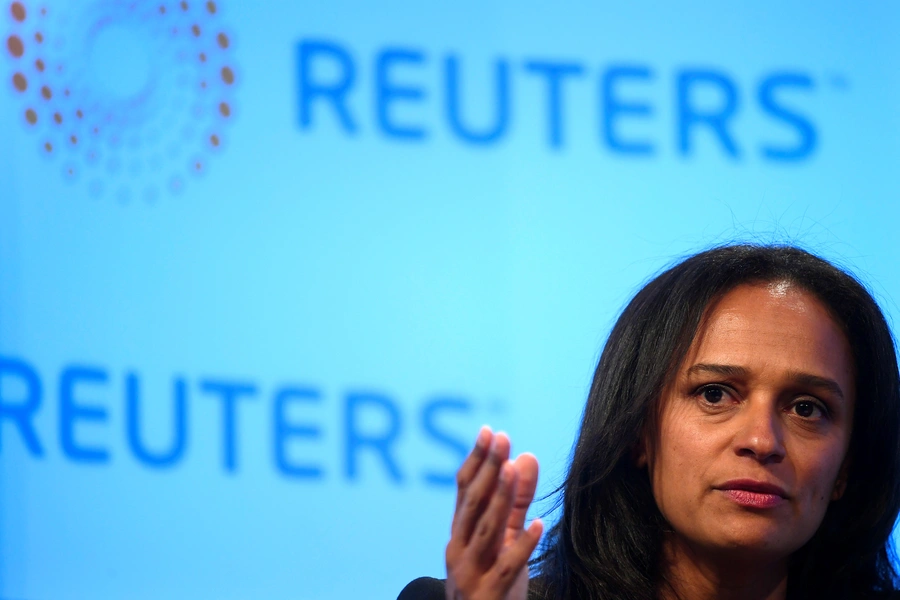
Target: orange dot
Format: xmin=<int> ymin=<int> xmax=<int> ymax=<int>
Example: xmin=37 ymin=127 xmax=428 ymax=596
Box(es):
xmin=12 ymin=72 xmax=27 ymax=91
xmin=44 ymin=141 xmax=52 ymax=152
xmin=191 ymin=24 xmax=200 ymax=36
xmin=199 ymin=52 xmax=206 ymax=62
xmin=25 ymin=108 xmax=37 ymax=124
xmin=64 ymin=88 xmax=70 ymax=96
xmin=180 ymin=1 xmax=188 ymax=10
xmin=210 ymin=133 xmax=220 ymax=147
xmin=159 ymin=5 xmax=166 ymax=14
xmin=34 ymin=32 xmax=43 ymax=43
xmin=41 ymin=85 xmax=51 ymax=99
xmin=35 ymin=58 xmax=44 ymax=71
xmin=70 ymin=135 xmax=78 ymax=145
xmin=40 ymin=7 xmax=45 ymax=16
xmin=221 ymin=66 xmax=234 ymax=85
xmin=53 ymin=112 xmax=62 ymax=124
xmin=11 ymin=2 xmax=26 ymax=21
xmin=194 ymin=161 xmax=203 ymax=171
xmin=7 ymin=35 xmax=24 ymax=58
xmin=219 ymin=102 xmax=230 ymax=117
xmin=206 ymin=1 xmax=216 ymax=13
xmin=92 ymin=126 xmax=99 ymax=134
xmin=200 ymin=80 xmax=207 ymax=89
xmin=76 ymin=109 xmax=83 ymax=118
xmin=216 ymin=32 xmax=229 ymax=49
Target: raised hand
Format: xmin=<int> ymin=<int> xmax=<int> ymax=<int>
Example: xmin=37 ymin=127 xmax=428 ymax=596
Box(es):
xmin=444 ymin=427 xmax=543 ymax=600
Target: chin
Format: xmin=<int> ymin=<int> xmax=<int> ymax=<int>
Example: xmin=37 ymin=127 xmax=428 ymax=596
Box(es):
xmin=707 ymin=526 xmax=806 ymax=560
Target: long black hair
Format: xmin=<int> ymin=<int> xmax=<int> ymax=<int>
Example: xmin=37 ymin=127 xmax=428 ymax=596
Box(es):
xmin=533 ymin=244 xmax=900 ymax=599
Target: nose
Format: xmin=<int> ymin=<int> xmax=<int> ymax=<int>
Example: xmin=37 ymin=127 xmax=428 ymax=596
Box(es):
xmin=734 ymin=400 xmax=786 ymax=464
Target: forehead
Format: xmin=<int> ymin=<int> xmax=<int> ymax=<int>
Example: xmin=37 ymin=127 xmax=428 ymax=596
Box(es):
xmin=682 ymin=282 xmax=854 ymax=388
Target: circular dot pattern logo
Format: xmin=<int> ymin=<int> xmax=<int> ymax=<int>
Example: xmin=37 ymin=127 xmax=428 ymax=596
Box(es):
xmin=5 ymin=1 xmax=238 ymax=202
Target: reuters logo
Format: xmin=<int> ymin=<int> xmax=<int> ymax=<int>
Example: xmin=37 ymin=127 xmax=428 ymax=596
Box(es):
xmin=4 ymin=0 xmax=237 ymax=202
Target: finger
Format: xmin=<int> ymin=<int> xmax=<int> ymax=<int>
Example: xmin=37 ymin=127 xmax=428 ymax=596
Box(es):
xmin=488 ymin=519 xmax=544 ymax=591
xmin=452 ymin=431 xmax=511 ymax=544
xmin=452 ymin=426 xmax=493 ymax=532
xmin=506 ymin=453 xmax=539 ymax=533
xmin=468 ymin=461 xmax=518 ymax=568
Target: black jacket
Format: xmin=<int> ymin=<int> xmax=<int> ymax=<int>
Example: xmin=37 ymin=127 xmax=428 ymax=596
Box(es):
xmin=397 ymin=577 xmax=547 ymax=600
xmin=397 ymin=576 xmax=900 ymax=600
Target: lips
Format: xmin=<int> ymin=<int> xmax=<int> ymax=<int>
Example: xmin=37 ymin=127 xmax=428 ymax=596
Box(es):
xmin=718 ymin=479 xmax=788 ymax=497
xmin=716 ymin=479 xmax=788 ymax=509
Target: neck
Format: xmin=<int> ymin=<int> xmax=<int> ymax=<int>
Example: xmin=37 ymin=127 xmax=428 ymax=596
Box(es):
xmin=658 ymin=534 xmax=789 ymax=600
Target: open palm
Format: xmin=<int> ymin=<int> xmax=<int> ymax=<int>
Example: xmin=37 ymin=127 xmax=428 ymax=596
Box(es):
xmin=445 ymin=429 xmax=542 ymax=600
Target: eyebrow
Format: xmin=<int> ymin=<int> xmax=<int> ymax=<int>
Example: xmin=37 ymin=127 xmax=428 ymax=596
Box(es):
xmin=686 ymin=363 xmax=845 ymax=400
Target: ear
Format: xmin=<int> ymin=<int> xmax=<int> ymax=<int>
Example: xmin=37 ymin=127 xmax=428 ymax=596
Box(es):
xmin=632 ymin=436 xmax=648 ymax=469
xmin=831 ymin=457 xmax=851 ymax=501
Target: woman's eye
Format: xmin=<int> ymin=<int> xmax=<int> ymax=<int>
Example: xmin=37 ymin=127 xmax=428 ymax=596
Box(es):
xmin=792 ymin=400 xmax=825 ymax=419
xmin=700 ymin=386 xmax=726 ymax=404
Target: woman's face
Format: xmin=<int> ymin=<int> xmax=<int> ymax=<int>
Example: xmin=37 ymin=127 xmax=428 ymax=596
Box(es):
xmin=641 ymin=282 xmax=855 ymax=561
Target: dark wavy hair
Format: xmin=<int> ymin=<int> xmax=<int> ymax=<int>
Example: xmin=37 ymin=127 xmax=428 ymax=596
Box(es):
xmin=532 ymin=244 xmax=900 ymax=600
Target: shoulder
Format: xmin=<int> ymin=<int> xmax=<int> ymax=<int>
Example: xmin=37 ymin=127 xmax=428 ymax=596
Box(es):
xmin=854 ymin=591 xmax=900 ymax=600
xmin=397 ymin=577 xmax=445 ymax=600
xmin=396 ymin=577 xmax=551 ymax=600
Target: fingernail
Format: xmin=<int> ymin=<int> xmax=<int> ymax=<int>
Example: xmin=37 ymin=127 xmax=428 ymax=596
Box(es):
xmin=474 ymin=425 xmax=490 ymax=450
xmin=489 ymin=436 xmax=499 ymax=457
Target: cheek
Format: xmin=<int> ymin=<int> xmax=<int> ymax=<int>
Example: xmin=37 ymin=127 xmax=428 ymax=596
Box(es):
xmin=650 ymin=418 xmax=720 ymax=514
xmin=796 ymin=444 xmax=847 ymax=508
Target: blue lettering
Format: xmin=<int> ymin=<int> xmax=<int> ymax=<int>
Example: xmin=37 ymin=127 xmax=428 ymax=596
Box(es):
xmin=376 ymin=47 xmax=427 ymax=140
xmin=0 ymin=356 xmax=43 ymax=456
xmin=420 ymin=397 xmax=471 ymax=486
xmin=200 ymin=379 xmax=257 ymax=473
xmin=524 ymin=60 xmax=585 ymax=148
xmin=344 ymin=391 xmax=403 ymax=482
xmin=126 ymin=373 xmax=187 ymax=468
xmin=293 ymin=39 xmax=822 ymax=162
xmin=602 ymin=65 xmax=656 ymax=155
xmin=445 ymin=56 xmax=510 ymax=145
xmin=59 ymin=365 xmax=110 ymax=463
xmin=273 ymin=386 xmax=323 ymax=479
xmin=677 ymin=69 xmax=741 ymax=158
xmin=758 ymin=72 xmax=817 ymax=161
xmin=298 ymin=39 xmax=358 ymax=133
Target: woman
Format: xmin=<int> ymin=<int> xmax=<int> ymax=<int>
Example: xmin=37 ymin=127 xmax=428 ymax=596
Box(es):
xmin=399 ymin=244 xmax=900 ymax=600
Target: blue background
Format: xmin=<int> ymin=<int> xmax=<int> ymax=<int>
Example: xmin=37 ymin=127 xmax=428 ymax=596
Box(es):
xmin=2 ymin=1 xmax=900 ymax=598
